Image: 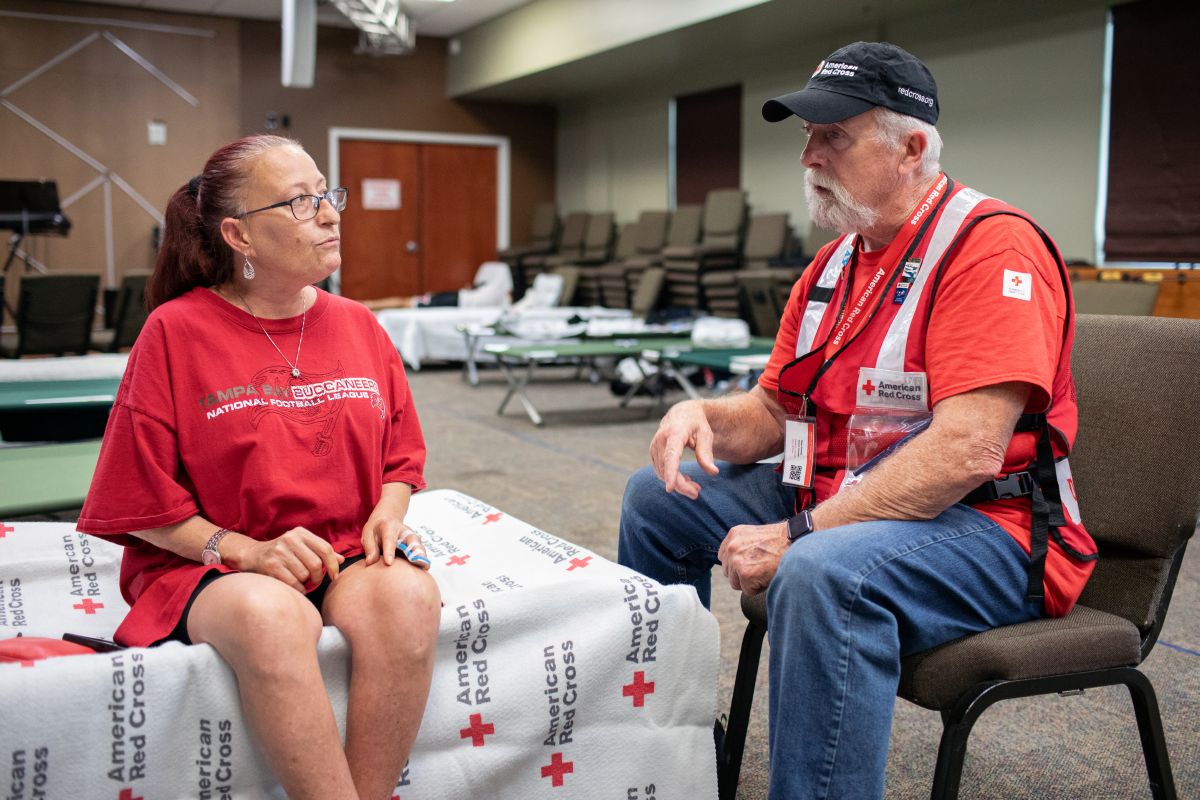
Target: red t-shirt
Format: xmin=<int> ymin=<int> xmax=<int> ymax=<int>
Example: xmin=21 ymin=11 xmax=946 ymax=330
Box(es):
xmin=759 ymin=214 xmax=1093 ymax=617
xmin=77 ymin=287 xmax=426 ymax=645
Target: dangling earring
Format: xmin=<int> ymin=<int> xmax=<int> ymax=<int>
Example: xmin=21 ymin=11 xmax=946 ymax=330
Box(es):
xmin=243 ymin=254 xmax=256 ymax=280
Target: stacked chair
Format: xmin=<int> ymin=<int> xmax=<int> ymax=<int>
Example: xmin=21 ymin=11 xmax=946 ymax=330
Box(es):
xmin=578 ymin=220 xmax=639 ymax=306
xmin=0 ymin=273 xmax=99 ymax=358
xmin=701 ymin=213 xmax=792 ymax=319
xmin=92 ymin=270 xmax=151 ymax=352
xmin=498 ymin=202 xmax=559 ymax=299
xmin=516 ymin=211 xmax=589 ymax=296
xmin=543 ymin=212 xmax=616 ymax=306
xmin=599 ymin=208 xmax=698 ymax=308
xmin=595 ymin=210 xmax=672 ymax=308
xmin=662 ymin=189 xmax=748 ymax=312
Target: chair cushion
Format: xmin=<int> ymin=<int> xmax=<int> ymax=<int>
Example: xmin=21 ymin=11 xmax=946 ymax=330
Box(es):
xmin=897 ymin=604 xmax=1142 ymax=710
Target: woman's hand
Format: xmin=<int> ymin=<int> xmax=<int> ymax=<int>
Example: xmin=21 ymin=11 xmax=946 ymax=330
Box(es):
xmin=228 ymin=527 xmax=344 ymax=592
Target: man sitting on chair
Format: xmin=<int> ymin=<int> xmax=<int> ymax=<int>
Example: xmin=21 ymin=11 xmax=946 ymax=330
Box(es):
xmin=362 ymin=261 xmax=512 ymax=310
xmin=617 ymin=41 xmax=1098 ymax=800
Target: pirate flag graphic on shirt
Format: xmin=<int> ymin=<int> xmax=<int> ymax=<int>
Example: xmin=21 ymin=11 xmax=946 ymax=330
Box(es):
xmin=248 ymin=363 xmax=347 ymax=457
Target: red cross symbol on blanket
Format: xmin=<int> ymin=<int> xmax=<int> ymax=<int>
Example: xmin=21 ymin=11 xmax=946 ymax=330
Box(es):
xmin=0 ymin=522 xmax=14 ymax=538
xmin=861 ymin=379 xmax=876 ymax=396
xmin=623 ymin=671 xmax=656 ymax=707
xmin=459 ymin=713 xmax=495 ymax=747
xmin=540 ymin=752 xmax=574 ymax=787
xmin=482 ymin=512 xmax=503 ymax=525
xmin=567 ymin=556 xmax=591 ymax=571
xmin=1010 ymin=274 xmax=1023 ymax=287
xmin=74 ymin=598 xmax=105 ymax=615
xmin=118 ymin=789 xmax=143 ymax=800
xmin=446 ymin=554 xmax=470 ymax=567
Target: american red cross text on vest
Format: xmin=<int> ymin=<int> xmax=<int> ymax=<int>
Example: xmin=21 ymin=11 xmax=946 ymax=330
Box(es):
xmin=0 ymin=523 xmax=14 ymax=538
xmin=74 ymin=598 xmax=104 ymax=614
xmin=541 ymin=752 xmax=574 ymax=787
xmin=623 ymin=671 xmax=656 ymax=707
xmin=483 ymin=513 xmax=502 ymax=525
xmin=119 ymin=789 xmax=143 ymax=800
xmin=446 ymin=554 xmax=470 ymax=566
xmin=861 ymin=379 xmax=876 ymax=395
xmin=567 ymin=556 xmax=592 ymax=571
xmin=459 ymin=713 xmax=495 ymax=747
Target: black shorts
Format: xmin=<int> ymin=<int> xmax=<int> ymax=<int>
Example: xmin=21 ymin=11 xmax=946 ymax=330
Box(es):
xmin=166 ymin=553 xmax=371 ymax=645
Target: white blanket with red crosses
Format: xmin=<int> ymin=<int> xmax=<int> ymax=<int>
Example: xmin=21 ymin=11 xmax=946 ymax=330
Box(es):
xmin=0 ymin=489 xmax=719 ymax=799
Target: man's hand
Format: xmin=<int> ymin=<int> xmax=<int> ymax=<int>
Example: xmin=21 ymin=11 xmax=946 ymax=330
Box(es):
xmin=650 ymin=400 xmax=720 ymax=499
xmin=718 ymin=521 xmax=790 ymax=596
xmin=231 ymin=528 xmax=344 ymax=592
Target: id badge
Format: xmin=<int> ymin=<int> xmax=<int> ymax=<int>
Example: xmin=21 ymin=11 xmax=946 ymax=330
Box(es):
xmin=782 ymin=415 xmax=816 ymax=488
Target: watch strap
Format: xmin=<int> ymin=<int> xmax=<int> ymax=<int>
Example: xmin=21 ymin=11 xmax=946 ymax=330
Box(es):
xmin=202 ymin=527 xmax=231 ymax=564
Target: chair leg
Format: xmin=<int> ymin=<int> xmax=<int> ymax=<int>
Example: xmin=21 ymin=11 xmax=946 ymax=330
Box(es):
xmin=1123 ymin=669 xmax=1177 ymax=800
xmin=929 ymin=716 xmax=975 ymax=800
xmin=717 ymin=619 xmax=766 ymax=800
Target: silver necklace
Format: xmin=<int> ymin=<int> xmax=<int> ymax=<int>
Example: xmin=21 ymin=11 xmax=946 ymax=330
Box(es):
xmin=233 ymin=287 xmax=307 ymax=378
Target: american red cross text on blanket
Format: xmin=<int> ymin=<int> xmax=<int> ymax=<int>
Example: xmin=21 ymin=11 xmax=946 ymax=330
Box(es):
xmin=0 ymin=490 xmax=719 ymax=799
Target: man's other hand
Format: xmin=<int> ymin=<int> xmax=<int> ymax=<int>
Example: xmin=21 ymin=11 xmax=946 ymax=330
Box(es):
xmin=719 ymin=521 xmax=790 ymax=595
xmin=649 ymin=400 xmax=720 ymax=499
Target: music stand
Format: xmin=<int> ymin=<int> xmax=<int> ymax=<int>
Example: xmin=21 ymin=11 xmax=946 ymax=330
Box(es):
xmin=0 ymin=180 xmax=71 ymax=276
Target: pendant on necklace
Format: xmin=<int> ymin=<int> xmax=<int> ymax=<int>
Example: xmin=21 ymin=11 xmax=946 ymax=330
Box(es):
xmin=291 ymin=367 xmax=301 ymax=378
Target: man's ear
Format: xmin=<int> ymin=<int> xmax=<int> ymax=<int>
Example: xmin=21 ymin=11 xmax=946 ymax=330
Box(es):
xmin=219 ymin=217 xmax=249 ymax=255
xmin=899 ymin=130 xmax=927 ymax=176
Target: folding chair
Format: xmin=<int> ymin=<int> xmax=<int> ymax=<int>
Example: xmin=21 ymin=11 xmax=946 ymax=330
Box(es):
xmin=91 ymin=270 xmax=150 ymax=352
xmin=597 ymin=210 xmax=673 ymax=308
xmin=716 ymin=314 xmax=1200 ymax=800
xmin=0 ymin=273 xmax=99 ymax=358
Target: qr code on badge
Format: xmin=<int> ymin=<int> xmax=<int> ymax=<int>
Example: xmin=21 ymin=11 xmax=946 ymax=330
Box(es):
xmin=788 ymin=464 xmax=806 ymax=482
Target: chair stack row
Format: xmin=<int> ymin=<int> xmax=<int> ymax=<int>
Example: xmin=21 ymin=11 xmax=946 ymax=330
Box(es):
xmin=500 ymin=192 xmax=805 ymax=332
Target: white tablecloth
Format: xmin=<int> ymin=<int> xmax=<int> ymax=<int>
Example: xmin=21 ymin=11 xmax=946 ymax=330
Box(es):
xmin=0 ymin=489 xmax=719 ymax=799
xmin=0 ymin=353 xmax=129 ymax=382
xmin=375 ymin=307 xmax=631 ymax=369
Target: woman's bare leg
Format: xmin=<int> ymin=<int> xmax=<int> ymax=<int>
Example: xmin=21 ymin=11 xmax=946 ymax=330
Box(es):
xmin=321 ymin=560 xmax=441 ymax=800
xmin=187 ymin=573 xmax=358 ymax=800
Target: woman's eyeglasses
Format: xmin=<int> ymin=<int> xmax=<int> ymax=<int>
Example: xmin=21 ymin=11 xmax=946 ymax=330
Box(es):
xmin=235 ymin=188 xmax=349 ymax=221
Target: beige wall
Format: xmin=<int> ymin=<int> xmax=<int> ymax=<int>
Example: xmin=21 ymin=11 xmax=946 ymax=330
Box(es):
xmin=237 ymin=20 xmax=557 ymax=257
xmin=562 ymin=3 xmax=1107 ymax=261
xmin=0 ymin=1 xmax=557 ymax=312
xmin=0 ymin=0 xmax=240 ymax=296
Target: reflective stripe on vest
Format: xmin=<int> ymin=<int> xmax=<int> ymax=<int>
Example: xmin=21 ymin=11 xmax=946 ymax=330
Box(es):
xmin=795 ymin=235 xmax=857 ymax=357
xmin=874 ymin=188 xmax=989 ymax=372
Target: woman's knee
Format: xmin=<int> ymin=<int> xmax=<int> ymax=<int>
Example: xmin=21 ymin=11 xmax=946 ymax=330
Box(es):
xmin=329 ymin=565 xmax=440 ymax=656
xmin=189 ymin=575 xmax=324 ymax=659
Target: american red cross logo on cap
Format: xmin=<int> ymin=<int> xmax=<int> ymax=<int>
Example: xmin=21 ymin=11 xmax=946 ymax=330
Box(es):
xmin=119 ymin=789 xmax=143 ymax=800
xmin=482 ymin=513 xmax=503 ymax=525
xmin=811 ymin=60 xmax=825 ymax=77
xmin=1011 ymin=274 xmax=1023 ymax=287
xmin=861 ymin=379 xmax=876 ymax=396
xmin=74 ymin=598 xmax=105 ymax=615
xmin=446 ymin=554 xmax=470 ymax=566
xmin=0 ymin=522 xmax=14 ymax=538
xmin=567 ymin=556 xmax=591 ymax=571
xmin=623 ymin=671 xmax=656 ymax=707
xmin=459 ymin=712 xmax=495 ymax=747
xmin=540 ymin=752 xmax=574 ymax=787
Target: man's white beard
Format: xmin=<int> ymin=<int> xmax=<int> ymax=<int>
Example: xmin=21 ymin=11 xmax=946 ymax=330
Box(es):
xmin=805 ymin=171 xmax=880 ymax=235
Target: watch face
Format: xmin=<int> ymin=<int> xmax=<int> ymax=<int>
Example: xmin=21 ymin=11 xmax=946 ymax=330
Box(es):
xmin=787 ymin=512 xmax=813 ymax=542
xmin=201 ymin=547 xmax=220 ymax=566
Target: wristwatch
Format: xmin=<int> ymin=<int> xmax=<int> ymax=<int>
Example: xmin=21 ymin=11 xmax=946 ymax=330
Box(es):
xmin=786 ymin=509 xmax=815 ymax=543
xmin=201 ymin=528 xmax=231 ymax=565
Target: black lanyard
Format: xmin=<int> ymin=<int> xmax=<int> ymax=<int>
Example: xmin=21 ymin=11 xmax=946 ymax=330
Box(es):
xmin=777 ymin=178 xmax=955 ymax=405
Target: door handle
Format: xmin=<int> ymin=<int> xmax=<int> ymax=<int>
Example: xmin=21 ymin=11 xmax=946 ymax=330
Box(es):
xmin=406 ymin=241 xmax=419 ymax=253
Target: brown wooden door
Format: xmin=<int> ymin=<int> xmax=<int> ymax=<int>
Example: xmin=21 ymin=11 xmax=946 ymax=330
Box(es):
xmin=337 ymin=139 xmax=497 ymax=300
xmin=421 ymin=143 xmax=497 ymax=293
xmin=338 ymin=139 xmax=421 ymax=299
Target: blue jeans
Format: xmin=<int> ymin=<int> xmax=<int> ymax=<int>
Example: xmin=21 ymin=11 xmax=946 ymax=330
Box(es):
xmin=617 ymin=461 xmax=1041 ymax=800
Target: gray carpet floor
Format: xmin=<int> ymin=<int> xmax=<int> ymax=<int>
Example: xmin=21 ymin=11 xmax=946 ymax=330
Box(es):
xmin=22 ymin=359 xmax=1197 ymax=798
xmin=410 ymin=362 xmax=1199 ymax=800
